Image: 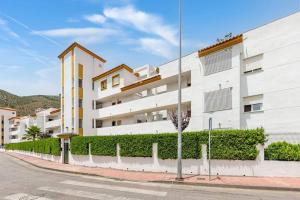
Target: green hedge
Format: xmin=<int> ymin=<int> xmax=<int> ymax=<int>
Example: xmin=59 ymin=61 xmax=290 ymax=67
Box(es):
xmin=5 ymin=138 xmax=61 ymax=156
xmin=71 ymin=128 xmax=265 ymax=160
xmin=265 ymin=142 xmax=300 ymax=161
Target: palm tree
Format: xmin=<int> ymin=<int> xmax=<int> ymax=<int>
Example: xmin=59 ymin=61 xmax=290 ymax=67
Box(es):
xmin=22 ymin=125 xmax=41 ymax=141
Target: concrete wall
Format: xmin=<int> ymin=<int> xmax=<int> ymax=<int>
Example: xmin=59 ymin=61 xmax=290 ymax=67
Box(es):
xmin=7 ymin=150 xmax=62 ymax=163
xmin=69 ymin=143 xmax=300 ymax=178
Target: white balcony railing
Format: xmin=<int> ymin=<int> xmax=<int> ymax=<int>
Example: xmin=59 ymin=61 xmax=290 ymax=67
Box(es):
xmin=45 ymin=119 xmax=61 ymax=129
xmin=95 ymin=87 xmax=192 ymax=119
xmin=96 ymin=120 xmax=176 ymax=136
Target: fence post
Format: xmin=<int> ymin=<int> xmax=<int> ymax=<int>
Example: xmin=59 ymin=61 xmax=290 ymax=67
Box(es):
xmin=117 ymin=143 xmax=121 ymax=164
xmin=152 ymin=143 xmax=158 ymax=168
xmin=202 ymin=144 xmax=209 ymax=175
xmin=89 ymin=143 xmax=93 ymax=165
xmin=256 ymin=144 xmax=264 ymax=162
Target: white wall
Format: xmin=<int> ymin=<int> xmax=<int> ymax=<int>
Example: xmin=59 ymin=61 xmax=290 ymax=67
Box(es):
xmin=242 ymin=12 xmax=300 ymax=136
xmin=0 ymin=109 xmax=16 ymax=145
xmin=69 ymin=144 xmax=300 ymax=177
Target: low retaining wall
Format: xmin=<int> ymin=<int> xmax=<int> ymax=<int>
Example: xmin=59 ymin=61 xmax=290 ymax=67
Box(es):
xmin=7 ymin=150 xmax=62 ymax=163
xmin=69 ymin=144 xmax=300 ymax=177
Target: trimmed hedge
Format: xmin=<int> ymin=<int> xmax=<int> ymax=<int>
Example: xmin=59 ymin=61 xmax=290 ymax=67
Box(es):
xmin=265 ymin=142 xmax=300 ymax=161
xmin=71 ymin=128 xmax=265 ymax=160
xmin=5 ymin=138 xmax=61 ymax=156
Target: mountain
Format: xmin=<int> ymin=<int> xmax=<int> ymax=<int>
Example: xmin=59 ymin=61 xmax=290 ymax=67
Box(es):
xmin=0 ymin=89 xmax=60 ymax=116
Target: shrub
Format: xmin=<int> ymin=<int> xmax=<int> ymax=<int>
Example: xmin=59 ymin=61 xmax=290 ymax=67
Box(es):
xmin=70 ymin=128 xmax=265 ymax=160
xmin=5 ymin=138 xmax=61 ymax=156
xmin=265 ymin=141 xmax=300 ymax=161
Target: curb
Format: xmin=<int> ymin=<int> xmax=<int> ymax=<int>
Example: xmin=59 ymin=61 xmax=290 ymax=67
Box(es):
xmin=6 ymin=153 xmax=300 ymax=192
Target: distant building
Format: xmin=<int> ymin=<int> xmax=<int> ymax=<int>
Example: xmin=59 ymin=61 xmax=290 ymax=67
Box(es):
xmin=0 ymin=107 xmax=16 ymax=146
xmin=6 ymin=108 xmax=61 ymax=143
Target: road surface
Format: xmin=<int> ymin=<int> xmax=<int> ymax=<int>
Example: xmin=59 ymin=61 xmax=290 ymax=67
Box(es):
xmin=0 ymin=153 xmax=300 ymax=200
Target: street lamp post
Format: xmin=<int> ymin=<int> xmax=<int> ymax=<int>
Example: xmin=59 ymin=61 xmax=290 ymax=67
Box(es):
xmin=176 ymin=0 xmax=183 ymax=181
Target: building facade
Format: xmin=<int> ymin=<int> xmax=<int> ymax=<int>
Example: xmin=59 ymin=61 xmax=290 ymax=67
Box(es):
xmin=5 ymin=108 xmax=61 ymax=143
xmin=59 ymin=12 xmax=300 ymax=143
xmin=0 ymin=107 xmax=16 ymax=146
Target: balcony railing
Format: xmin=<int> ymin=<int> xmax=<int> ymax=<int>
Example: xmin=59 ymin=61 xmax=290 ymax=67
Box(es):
xmin=45 ymin=119 xmax=61 ymax=129
xmin=96 ymin=120 xmax=176 ymax=136
xmin=95 ymin=87 xmax=192 ymax=120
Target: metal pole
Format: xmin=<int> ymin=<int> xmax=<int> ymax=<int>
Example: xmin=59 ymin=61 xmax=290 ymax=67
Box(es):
xmin=176 ymin=0 xmax=183 ymax=181
xmin=208 ymin=117 xmax=212 ymax=181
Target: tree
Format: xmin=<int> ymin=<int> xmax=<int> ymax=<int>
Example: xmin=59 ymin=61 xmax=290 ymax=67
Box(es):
xmin=22 ymin=125 xmax=41 ymax=141
xmin=168 ymin=110 xmax=191 ymax=132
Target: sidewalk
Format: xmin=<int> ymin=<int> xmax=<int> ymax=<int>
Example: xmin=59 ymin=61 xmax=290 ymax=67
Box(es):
xmin=6 ymin=152 xmax=300 ymax=191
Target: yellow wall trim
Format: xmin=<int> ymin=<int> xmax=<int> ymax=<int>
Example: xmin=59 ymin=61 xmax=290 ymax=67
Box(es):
xmin=79 ymin=128 xmax=83 ymax=136
xmin=78 ymin=88 xmax=83 ymax=99
xmin=78 ymin=108 xmax=83 ymax=119
xmin=58 ymin=42 xmax=106 ymax=63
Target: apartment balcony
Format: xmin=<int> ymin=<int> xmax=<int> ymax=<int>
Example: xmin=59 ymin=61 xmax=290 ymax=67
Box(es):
xmin=95 ymin=86 xmax=192 ymax=120
xmin=96 ymin=120 xmax=176 ymax=136
xmin=45 ymin=119 xmax=61 ymax=129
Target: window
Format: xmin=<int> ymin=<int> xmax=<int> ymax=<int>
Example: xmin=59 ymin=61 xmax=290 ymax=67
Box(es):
xmin=112 ymin=74 xmax=120 ymax=87
xmin=244 ymin=54 xmax=263 ymax=74
xmin=79 ymin=119 xmax=83 ymax=128
xmin=204 ymin=88 xmax=232 ymax=112
xmin=112 ymin=121 xmax=116 ymax=126
xmin=253 ymin=103 xmax=263 ymax=111
xmin=92 ymin=119 xmax=94 ymax=128
xmin=101 ymin=80 xmax=107 ymax=91
xmin=78 ymin=79 xmax=83 ymax=88
xmin=92 ymin=82 xmax=95 ymax=90
xmin=96 ymin=120 xmax=102 ymax=128
xmin=244 ymin=103 xmax=263 ymax=112
xmin=243 ymin=95 xmax=263 ymax=113
xmin=244 ymin=105 xmax=252 ymax=112
xmin=112 ymin=102 xmax=116 ymax=106
xmin=117 ymin=100 xmax=122 ymax=104
xmin=96 ymin=101 xmax=103 ymax=109
xmin=79 ymin=99 xmax=83 ymax=108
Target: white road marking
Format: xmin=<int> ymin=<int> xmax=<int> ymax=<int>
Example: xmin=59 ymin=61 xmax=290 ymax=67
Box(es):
xmin=79 ymin=175 xmax=173 ymax=188
xmin=38 ymin=186 xmax=141 ymax=200
xmin=5 ymin=193 xmax=52 ymax=200
xmin=61 ymin=180 xmax=167 ymax=197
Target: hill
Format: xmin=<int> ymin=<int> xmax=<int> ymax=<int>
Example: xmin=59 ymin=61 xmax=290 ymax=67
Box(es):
xmin=0 ymin=89 xmax=60 ymax=116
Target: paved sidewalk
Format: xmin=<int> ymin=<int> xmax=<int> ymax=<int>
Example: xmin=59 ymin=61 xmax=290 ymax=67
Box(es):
xmin=5 ymin=152 xmax=300 ymax=191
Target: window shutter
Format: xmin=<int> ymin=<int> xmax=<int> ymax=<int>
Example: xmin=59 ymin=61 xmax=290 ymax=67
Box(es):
xmin=204 ymin=88 xmax=232 ymax=112
xmin=204 ymin=48 xmax=232 ymax=75
xmin=244 ymin=54 xmax=263 ymax=72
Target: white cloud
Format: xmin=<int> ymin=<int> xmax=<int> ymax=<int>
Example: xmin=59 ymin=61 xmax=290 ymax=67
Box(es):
xmin=104 ymin=5 xmax=177 ymax=46
xmin=0 ymin=20 xmax=20 ymax=39
xmin=0 ymin=65 xmax=23 ymax=70
xmin=32 ymin=27 xmax=118 ymax=44
xmin=138 ymin=38 xmax=174 ymax=59
xmin=84 ymin=14 xmax=106 ymax=24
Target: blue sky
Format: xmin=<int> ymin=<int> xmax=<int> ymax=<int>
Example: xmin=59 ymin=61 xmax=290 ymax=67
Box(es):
xmin=0 ymin=0 xmax=299 ymax=96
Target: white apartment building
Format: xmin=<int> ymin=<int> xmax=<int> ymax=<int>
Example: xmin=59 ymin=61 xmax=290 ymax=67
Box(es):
xmin=0 ymin=107 xmax=16 ymax=146
xmin=8 ymin=116 xmax=34 ymax=143
xmin=5 ymin=108 xmax=61 ymax=143
xmin=36 ymin=108 xmax=61 ymax=137
xmin=57 ymin=12 xmax=299 ymax=143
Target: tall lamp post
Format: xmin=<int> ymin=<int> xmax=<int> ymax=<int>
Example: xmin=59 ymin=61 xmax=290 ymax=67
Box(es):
xmin=176 ymin=0 xmax=183 ymax=181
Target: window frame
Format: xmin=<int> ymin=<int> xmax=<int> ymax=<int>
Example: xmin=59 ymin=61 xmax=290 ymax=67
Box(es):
xmin=101 ymin=79 xmax=107 ymax=91
xmin=112 ymin=74 xmax=120 ymax=87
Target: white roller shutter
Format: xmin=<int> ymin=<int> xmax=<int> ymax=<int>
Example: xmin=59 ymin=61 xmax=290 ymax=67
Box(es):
xmin=204 ymin=48 xmax=232 ymax=75
xmin=204 ymin=88 xmax=232 ymax=112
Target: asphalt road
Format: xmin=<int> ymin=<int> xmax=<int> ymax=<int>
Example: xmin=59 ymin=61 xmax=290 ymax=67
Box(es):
xmin=0 ymin=153 xmax=300 ymax=200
